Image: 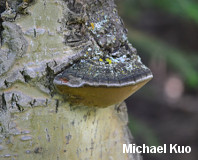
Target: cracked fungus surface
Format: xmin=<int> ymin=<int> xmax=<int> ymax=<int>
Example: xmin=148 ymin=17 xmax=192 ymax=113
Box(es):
xmin=54 ymin=0 xmax=152 ymax=87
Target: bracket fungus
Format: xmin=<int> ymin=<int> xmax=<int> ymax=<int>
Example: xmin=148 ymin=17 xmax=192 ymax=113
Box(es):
xmin=53 ymin=0 xmax=153 ymax=107
xmin=53 ymin=46 xmax=152 ymax=107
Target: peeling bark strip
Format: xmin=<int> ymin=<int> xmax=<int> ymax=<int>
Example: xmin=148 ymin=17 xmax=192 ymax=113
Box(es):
xmin=0 ymin=0 xmax=144 ymax=159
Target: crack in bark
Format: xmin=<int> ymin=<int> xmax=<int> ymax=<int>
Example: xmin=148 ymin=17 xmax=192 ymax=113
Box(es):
xmin=55 ymin=99 xmax=59 ymax=113
xmin=0 ymin=93 xmax=7 ymax=111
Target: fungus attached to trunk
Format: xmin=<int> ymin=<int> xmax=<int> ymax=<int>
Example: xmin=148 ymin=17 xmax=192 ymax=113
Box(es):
xmin=53 ymin=44 xmax=152 ymax=107
xmin=53 ymin=0 xmax=153 ymax=107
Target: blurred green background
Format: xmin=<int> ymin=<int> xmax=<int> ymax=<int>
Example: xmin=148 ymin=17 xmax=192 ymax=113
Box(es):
xmin=116 ymin=0 xmax=198 ymax=160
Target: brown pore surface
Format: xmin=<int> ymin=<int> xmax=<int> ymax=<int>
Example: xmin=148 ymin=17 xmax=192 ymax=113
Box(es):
xmin=56 ymin=78 xmax=152 ymax=107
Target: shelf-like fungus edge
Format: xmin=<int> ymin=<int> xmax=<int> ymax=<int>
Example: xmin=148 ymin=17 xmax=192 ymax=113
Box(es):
xmin=53 ymin=54 xmax=153 ymax=107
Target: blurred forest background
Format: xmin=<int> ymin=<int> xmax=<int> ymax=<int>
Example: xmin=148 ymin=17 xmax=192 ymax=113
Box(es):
xmin=116 ymin=0 xmax=198 ymax=160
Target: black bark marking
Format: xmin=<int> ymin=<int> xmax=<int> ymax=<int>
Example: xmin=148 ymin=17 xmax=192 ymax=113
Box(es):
xmin=55 ymin=99 xmax=59 ymax=113
xmin=65 ymin=133 xmax=72 ymax=145
xmin=33 ymin=28 xmax=36 ymax=37
xmin=0 ymin=93 xmax=7 ymax=111
xmin=20 ymin=70 xmax=32 ymax=83
xmin=16 ymin=103 xmax=24 ymax=112
xmin=34 ymin=147 xmax=43 ymax=154
xmin=90 ymin=138 xmax=94 ymax=156
xmin=45 ymin=128 xmax=50 ymax=142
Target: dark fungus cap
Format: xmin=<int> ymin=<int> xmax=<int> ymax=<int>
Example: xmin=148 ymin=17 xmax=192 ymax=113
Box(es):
xmin=54 ymin=43 xmax=153 ymax=88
